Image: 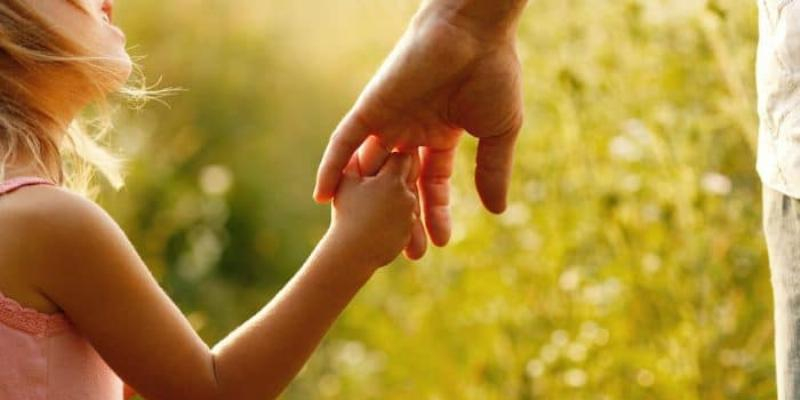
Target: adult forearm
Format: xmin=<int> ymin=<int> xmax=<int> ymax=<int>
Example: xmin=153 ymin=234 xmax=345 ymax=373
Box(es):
xmin=419 ymin=0 xmax=528 ymax=39
xmin=209 ymin=233 xmax=373 ymax=400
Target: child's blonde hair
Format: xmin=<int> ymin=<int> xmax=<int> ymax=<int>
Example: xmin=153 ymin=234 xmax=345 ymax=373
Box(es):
xmin=0 ymin=0 xmax=146 ymax=194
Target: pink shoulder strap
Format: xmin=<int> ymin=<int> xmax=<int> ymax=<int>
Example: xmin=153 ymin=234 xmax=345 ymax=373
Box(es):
xmin=0 ymin=176 xmax=66 ymax=336
xmin=0 ymin=176 xmax=55 ymax=195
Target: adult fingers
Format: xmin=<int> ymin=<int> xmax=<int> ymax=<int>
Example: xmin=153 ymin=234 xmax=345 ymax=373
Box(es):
xmin=406 ymin=149 xmax=421 ymax=192
xmin=314 ymin=111 xmax=372 ymax=203
xmin=404 ymin=214 xmax=427 ymax=260
xmin=404 ymin=151 xmax=427 ymax=260
xmin=419 ymin=146 xmax=455 ymax=247
xmin=475 ymin=131 xmax=519 ymax=214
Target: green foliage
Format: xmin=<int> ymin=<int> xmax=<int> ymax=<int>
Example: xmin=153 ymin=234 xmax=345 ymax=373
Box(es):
xmin=108 ymin=0 xmax=770 ymax=398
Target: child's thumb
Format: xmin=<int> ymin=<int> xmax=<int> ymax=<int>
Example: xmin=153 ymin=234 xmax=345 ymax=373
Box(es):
xmin=379 ymin=152 xmax=413 ymax=179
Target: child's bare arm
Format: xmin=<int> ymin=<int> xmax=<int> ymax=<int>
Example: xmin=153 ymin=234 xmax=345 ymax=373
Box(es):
xmin=24 ymin=154 xmax=416 ymax=400
xmin=19 ymin=187 xmax=218 ymax=400
xmin=210 ymin=229 xmax=382 ymax=399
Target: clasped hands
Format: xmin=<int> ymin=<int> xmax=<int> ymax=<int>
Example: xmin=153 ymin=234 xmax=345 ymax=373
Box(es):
xmin=316 ymin=1 xmax=525 ymax=262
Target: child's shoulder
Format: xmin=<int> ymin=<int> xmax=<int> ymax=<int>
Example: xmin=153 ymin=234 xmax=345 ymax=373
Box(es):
xmin=0 ymin=185 xmax=118 ymax=312
xmin=0 ymin=185 xmax=120 ymax=268
xmin=0 ymin=185 xmax=111 ymax=233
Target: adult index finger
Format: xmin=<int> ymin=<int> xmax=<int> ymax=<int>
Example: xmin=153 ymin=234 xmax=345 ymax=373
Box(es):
xmin=313 ymin=111 xmax=372 ymax=203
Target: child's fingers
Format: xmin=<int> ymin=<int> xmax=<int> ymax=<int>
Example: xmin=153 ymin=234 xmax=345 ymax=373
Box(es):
xmin=358 ymin=135 xmax=392 ymax=177
xmin=333 ymin=155 xmax=363 ymax=199
xmin=399 ymin=151 xmax=426 ymax=260
xmin=379 ymin=152 xmax=413 ymax=179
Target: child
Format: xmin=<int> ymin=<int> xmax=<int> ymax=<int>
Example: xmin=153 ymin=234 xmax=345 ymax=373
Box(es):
xmin=0 ymin=0 xmax=420 ymax=399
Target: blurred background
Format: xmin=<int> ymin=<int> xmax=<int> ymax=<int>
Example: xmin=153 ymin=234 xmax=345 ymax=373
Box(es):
xmin=107 ymin=0 xmax=767 ymax=398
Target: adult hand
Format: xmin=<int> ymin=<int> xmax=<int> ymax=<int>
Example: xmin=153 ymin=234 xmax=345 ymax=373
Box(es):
xmin=314 ymin=1 xmax=526 ymax=259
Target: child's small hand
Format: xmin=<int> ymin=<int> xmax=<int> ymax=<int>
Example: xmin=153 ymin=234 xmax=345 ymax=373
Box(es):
xmin=326 ymin=152 xmax=419 ymax=270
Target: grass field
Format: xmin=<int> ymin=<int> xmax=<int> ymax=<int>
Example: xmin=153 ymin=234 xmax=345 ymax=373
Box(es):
xmin=112 ymin=1 xmax=771 ymax=398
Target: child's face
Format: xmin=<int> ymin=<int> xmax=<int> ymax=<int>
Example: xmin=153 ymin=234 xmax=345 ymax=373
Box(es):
xmin=27 ymin=0 xmax=132 ymax=85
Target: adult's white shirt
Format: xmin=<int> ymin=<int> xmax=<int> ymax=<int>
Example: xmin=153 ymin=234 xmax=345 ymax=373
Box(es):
xmin=757 ymin=0 xmax=800 ymax=197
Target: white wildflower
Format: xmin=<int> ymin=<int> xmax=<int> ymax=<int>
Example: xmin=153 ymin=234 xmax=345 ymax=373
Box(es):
xmin=526 ymin=359 xmax=546 ymax=378
xmin=564 ymin=368 xmax=587 ymax=387
xmin=199 ymin=164 xmax=234 ymax=195
xmin=559 ymin=268 xmax=582 ymax=292
xmin=636 ymin=369 xmax=655 ymax=387
xmin=701 ymin=172 xmax=732 ymax=196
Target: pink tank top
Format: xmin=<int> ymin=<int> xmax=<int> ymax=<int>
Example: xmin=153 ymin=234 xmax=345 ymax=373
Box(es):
xmin=0 ymin=177 xmax=135 ymax=400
